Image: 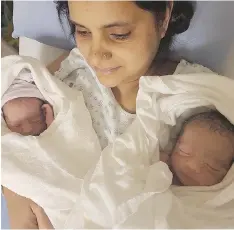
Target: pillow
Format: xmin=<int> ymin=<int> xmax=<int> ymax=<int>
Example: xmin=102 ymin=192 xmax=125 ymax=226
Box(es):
xmin=13 ymin=1 xmax=234 ymax=77
xmin=13 ymin=1 xmax=75 ymax=50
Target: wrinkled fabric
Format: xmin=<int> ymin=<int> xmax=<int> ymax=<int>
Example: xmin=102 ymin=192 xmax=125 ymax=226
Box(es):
xmin=1 ymin=55 xmax=234 ymax=229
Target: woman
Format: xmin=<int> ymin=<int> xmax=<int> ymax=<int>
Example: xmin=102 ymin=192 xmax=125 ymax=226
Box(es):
xmin=3 ymin=1 xmax=211 ymax=228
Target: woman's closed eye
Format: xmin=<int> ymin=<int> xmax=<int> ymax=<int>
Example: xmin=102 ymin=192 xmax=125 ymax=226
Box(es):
xmin=76 ymin=29 xmax=91 ymax=37
xmin=110 ymin=31 xmax=131 ymax=41
xmin=76 ymin=30 xmax=131 ymax=41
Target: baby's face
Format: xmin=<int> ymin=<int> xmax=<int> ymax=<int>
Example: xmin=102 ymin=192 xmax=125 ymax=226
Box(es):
xmin=171 ymin=121 xmax=233 ymax=186
xmin=2 ymin=97 xmax=47 ymax=136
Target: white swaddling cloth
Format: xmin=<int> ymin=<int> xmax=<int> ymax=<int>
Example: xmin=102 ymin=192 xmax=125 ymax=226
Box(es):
xmin=76 ymin=73 xmax=234 ymax=228
xmin=1 ymin=55 xmax=102 ymax=228
xmin=2 ymin=55 xmax=234 ymax=228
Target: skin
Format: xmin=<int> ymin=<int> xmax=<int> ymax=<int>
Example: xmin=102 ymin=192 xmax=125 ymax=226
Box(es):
xmin=170 ymin=120 xmax=234 ymax=186
xmin=3 ymin=1 xmax=178 ymax=228
xmin=2 ymin=97 xmax=54 ymax=136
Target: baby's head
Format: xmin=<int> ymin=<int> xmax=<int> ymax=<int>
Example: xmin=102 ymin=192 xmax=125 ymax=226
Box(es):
xmin=171 ymin=111 xmax=234 ymax=186
xmin=2 ymin=97 xmax=53 ymax=136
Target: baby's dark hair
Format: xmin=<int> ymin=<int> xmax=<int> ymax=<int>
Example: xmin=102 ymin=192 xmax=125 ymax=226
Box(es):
xmin=183 ymin=110 xmax=234 ymax=135
xmin=179 ymin=110 xmax=234 ymax=163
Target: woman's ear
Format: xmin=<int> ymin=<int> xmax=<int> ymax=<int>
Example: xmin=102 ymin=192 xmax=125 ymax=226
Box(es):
xmin=159 ymin=1 xmax=174 ymax=39
xmin=41 ymin=104 xmax=54 ymax=127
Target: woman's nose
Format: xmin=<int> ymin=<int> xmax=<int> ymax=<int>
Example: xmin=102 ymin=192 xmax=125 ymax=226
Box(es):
xmin=88 ymin=37 xmax=112 ymax=66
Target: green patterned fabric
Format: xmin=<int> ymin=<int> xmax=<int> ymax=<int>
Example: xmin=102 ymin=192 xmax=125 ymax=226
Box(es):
xmin=1 ymin=1 xmax=19 ymax=51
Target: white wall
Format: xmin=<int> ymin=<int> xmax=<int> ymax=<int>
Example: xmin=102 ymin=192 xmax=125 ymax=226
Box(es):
xmin=172 ymin=1 xmax=234 ymax=78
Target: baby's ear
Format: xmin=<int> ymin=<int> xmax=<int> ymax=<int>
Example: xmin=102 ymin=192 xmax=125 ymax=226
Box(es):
xmin=41 ymin=104 xmax=54 ymax=127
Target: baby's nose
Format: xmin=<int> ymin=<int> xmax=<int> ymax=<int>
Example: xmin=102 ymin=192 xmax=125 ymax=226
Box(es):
xmin=187 ymin=160 xmax=201 ymax=174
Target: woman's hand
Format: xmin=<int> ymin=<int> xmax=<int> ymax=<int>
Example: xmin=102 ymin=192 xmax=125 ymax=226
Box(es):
xmin=31 ymin=202 xmax=54 ymax=229
xmin=2 ymin=187 xmax=38 ymax=229
xmin=3 ymin=187 xmax=54 ymax=229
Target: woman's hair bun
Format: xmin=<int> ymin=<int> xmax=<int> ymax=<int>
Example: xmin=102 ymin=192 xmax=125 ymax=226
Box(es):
xmin=168 ymin=1 xmax=195 ymax=35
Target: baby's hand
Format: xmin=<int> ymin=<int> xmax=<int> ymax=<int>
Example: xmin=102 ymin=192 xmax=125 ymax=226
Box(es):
xmin=160 ymin=152 xmax=170 ymax=164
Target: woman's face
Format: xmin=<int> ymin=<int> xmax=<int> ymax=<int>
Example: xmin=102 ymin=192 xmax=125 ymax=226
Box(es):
xmin=68 ymin=1 xmax=165 ymax=88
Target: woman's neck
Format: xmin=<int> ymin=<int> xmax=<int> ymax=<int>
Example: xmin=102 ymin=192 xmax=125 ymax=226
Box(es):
xmin=112 ymin=79 xmax=139 ymax=114
xmin=112 ymin=60 xmax=179 ymax=114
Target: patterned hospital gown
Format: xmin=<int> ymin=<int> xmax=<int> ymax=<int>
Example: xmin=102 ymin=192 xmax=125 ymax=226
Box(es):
xmin=55 ymin=48 xmax=213 ymax=149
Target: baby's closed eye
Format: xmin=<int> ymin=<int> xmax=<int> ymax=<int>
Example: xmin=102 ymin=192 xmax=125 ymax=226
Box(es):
xmin=178 ymin=148 xmax=192 ymax=156
xmin=203 ymin=162 xmax=220 ymax=172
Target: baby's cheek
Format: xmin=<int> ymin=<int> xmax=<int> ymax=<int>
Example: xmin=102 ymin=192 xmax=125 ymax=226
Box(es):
xmin=196 ymin=172 xmax=218 ymax=186
xmin=34 ymin=122 xmax=47 ymax=135
xmin=171 ymin=154 xmax=182 ymax=170
xmin=8 ymin=125 xmax=22 ymax=134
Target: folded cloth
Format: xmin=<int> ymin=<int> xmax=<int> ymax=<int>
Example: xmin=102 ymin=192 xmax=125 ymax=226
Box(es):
xmin=1 ymin=69 xmax=45 ymax=107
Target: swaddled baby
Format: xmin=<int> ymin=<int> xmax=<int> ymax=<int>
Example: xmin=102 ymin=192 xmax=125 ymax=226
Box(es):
xmin=1 ymin=70 xmax=54 ymax=136
xmin=161 ymin=111 xmax=234 ymax=186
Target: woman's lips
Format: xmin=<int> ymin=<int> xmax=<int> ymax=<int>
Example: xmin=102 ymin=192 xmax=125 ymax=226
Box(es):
xmin=94 ymin=66 xmax=121 ymax=75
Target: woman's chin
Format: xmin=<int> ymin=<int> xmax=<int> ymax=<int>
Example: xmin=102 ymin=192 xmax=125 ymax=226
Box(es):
xmin=97 ymin=74 xmax=120 ymax=88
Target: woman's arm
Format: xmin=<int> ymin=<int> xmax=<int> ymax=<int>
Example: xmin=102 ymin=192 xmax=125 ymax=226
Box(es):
xmin=46 ymin=51 xmax=70 ymax=75
xmin=3 ymin=187 xmax=54 ymax=229
xmin=2 ymin=187 xmax=38 ymax=229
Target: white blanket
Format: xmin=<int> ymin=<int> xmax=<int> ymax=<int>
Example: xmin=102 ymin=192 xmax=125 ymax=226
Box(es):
xmin=2 ymin=55 xmax=234 ymax=228
xmin=1 ymin=55 xmax=101 ymax=228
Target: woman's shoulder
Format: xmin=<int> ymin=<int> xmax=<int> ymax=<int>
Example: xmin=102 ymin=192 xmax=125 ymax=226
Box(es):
xmin=174 ymin=59 xmax=214 ymax=75
xmin=149 ymin=59 xmax=214 ymax=76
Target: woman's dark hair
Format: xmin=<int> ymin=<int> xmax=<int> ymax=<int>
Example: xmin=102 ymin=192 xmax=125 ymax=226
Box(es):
xmin=56 ymin=1 xmax=195 ymax=59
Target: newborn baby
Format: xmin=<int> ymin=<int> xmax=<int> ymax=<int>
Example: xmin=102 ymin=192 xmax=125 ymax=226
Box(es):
xmin=2 ymin=70 xmax=54 ymax=136
xmin=161 ymin=111 xmax=234 ymax=186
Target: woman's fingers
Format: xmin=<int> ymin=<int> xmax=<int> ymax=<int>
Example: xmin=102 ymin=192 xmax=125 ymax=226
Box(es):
xmin=30 ymin=202 xmax=54 ymax=229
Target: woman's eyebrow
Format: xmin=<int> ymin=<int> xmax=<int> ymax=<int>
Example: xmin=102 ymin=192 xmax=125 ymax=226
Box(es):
xmin=69 ymin=18 xmax=131 ymax=29
xmin=69 ymin=19 xmax=86 ymax=28
xmin=103 ymin=22 xmax=131 ymax=28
